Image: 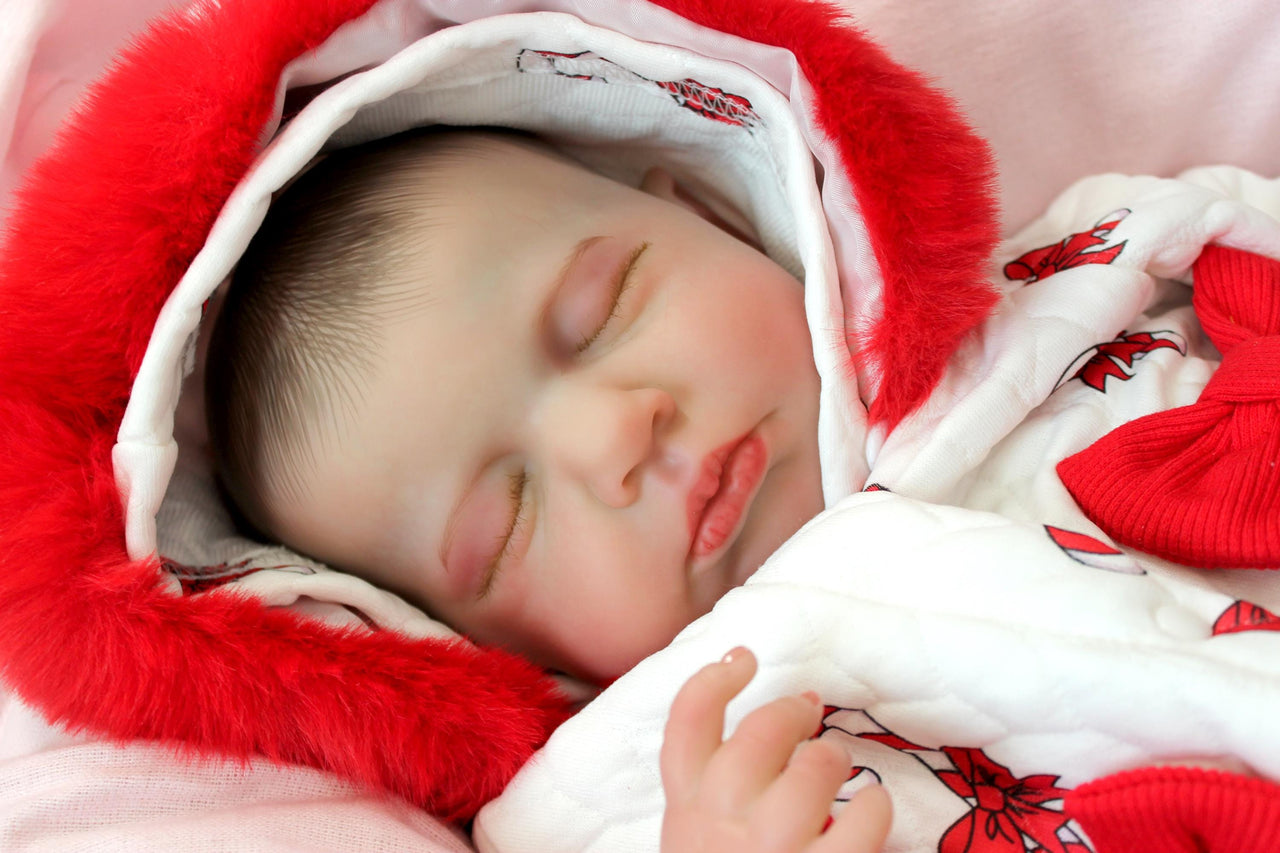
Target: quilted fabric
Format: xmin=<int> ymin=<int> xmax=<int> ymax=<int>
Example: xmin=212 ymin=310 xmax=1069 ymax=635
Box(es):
xmin=476 ymin=168 xmax=1280 ymax=851
xmin=478 ymin=494 xmax=1280 ymax=852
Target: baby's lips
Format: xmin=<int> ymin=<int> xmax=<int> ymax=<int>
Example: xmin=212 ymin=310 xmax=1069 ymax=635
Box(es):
xmin=689 ymin=433 xmax=766 ymax=559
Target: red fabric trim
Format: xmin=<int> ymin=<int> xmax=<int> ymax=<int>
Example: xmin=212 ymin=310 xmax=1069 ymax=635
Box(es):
xmin=0 ymin=0 xmax=568 ymax=821
xmin=1058 ymin=246 xmax=1280 ymax=568
xmin=0 ymin=0 xmax=998 ymax=819
xmin=652 ymin=0 xmax=1000 ymax=427
xmin=1066 ymin=766 xmax=1280 ymax=853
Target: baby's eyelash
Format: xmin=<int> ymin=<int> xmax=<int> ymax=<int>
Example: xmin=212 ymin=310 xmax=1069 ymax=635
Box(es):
xmin=477 ymin=469 xmax=528 ymax=600
xmin=575 ymin=241 xmax=650 ymax=354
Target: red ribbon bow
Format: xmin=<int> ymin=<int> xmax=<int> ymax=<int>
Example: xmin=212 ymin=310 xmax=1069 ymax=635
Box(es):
xmin=1057 ymin=245 xmax=1280 ymax=569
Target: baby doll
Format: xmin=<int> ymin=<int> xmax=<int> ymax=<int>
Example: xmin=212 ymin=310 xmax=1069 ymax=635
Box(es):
xmin=208 ymin=127 xmax=823 ymax=681
xmin=207 ymin=125 xmax=889 ymax=849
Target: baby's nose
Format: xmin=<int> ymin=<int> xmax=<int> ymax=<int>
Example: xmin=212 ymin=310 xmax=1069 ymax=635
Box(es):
xmin=537 ymin=383 xmax=676 ymax=508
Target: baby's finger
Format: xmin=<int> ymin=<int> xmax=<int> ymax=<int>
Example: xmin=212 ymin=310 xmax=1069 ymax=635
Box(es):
xmin=811 ymin=783 xmax=893 ymax=853
xmin=752 ymin=737 xmax=851 ymax=850
xmin=660 ymin=647 xmax=757 ymax=802
xmin=701 ymin=690 xmax=824 ymax=809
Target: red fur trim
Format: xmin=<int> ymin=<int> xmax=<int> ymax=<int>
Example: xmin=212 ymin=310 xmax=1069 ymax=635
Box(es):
xmin=653 ymin=0 xmax=1000 ymax=427
xmin=0 ymin=0 xmax=997 ymax=821
xmin=0 ymin=0 xmax=567 ymax=821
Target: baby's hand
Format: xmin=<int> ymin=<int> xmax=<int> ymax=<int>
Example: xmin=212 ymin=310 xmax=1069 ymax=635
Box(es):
xmin=660 ymin=648 xmax=892 ymax=853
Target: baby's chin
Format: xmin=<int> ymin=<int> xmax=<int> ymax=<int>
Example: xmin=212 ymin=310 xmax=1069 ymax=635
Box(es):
xmin=553 ymin=643 xmax=668 ymax=687
xmin=738 ymin=469 xmax=824 ymax=581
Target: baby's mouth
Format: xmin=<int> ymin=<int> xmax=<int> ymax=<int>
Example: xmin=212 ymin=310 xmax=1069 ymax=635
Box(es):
xmin=686 ymin=432 xmax=767 ymax=560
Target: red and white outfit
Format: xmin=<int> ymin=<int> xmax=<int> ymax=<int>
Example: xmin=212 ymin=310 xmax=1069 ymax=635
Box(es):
xmin=0 ymin=1 xmax=1276 ymax=851
xmin=480 ymin=167 xmax=1280 ymax=853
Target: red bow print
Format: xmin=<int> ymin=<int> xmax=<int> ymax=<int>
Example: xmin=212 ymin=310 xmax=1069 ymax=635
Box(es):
xmin=1058 ymin=245 xmax=1280 ymax=568
xmin=1068 ymin=331 xmax=1185 ymax=392
xmin=1004 ymin=214 xmax=1128 ymax=284
xmin=937 ymin=748 xmax=1087 ymax=853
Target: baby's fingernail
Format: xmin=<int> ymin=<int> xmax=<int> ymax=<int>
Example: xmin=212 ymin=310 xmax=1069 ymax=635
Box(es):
xmin=801 ymin=690 xmax=821 ymax=705
xmin=720 ymin=646 xmax=750 ymax=665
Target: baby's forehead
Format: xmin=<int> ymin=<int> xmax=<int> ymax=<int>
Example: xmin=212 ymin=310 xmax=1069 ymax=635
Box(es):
xmin=380 ymin=140 xmax=644 ymax=283
xmin=423 ymin=131 xmax=594 ymax=182
xmin=420 ymin=133 xmax=633 ymax=212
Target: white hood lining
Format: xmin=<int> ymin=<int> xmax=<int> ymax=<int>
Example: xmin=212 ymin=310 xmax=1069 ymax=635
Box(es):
xmin=112 ymin=5 xmax=874 ymax=634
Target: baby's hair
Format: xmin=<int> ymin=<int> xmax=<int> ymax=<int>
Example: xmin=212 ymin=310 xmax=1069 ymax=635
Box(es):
xmin=206 ymin=125 xmax=531 ymax=537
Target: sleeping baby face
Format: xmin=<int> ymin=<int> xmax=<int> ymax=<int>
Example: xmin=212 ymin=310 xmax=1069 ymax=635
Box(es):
xmin=259 ymin=135 xmax=823 ymax=681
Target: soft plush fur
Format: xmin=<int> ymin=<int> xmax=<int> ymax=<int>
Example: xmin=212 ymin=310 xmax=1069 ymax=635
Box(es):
xmin=0 ymin=0 xmax=996 ymax=820
xmin=656 ymin=0 xmax=999 ymax=426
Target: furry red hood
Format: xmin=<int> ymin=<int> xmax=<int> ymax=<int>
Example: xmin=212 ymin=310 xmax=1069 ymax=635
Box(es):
xmin=0 ymin=0 xmax=996 ymax=820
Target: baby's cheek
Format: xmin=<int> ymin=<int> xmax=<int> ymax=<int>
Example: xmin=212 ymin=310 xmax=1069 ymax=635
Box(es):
xmin=728 ymin=303 xmax=814 ymax=389
xmin=548 ymin=600 xmax=687 ymax=683
xmin=560 ymin=566 xmax=691 ymax=675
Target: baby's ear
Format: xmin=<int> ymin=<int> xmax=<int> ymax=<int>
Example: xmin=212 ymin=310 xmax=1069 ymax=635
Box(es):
xmin=639 ymin=167 xmax=762 ymax=249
